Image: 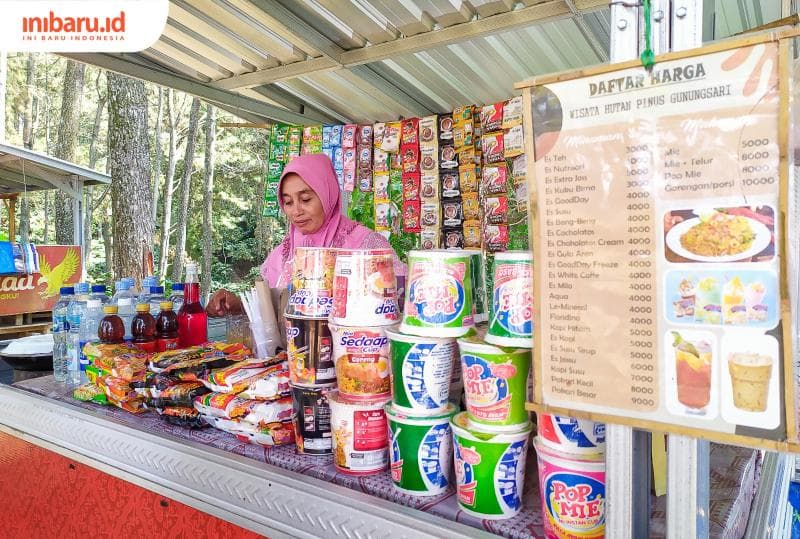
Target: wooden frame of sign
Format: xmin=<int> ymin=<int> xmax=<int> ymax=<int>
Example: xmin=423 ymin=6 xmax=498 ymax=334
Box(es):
xmin=516 ymin=27 xmax=800 ymax=452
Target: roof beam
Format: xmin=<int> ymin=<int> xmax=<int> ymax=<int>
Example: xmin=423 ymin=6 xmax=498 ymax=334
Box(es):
xmin=211 ymin=0 xmax=607 ymax=90
xmin=61 ymin=53 xmax=320 ymax=125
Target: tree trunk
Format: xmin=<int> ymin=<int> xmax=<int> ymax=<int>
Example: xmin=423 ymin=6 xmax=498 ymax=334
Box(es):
xmin=201 ymin=105 xmax=216 ymax=303
xmin=152 ymin=87 xmax=164 ymax=225
xmin=171 ymin=97 xmax=201 ymax=283
xmin=83 ymin=71 xmax=106 ymax=268
xmin=22 ymin=54 xmax=36 ymax=149
xmin=158 ymin=89 xmax=178 ymax=278
xmin=54 ymin=60 xmax=86 ymax=245
xmin=101 ymin=217 xmax=113 ymax=272
xmin=107 ymin=72 xmax=153 ymax=282
xmin=0 ymin=52 xmax=6 ymax=142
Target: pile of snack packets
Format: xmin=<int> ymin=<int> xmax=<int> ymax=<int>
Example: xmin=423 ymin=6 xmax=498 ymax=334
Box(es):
xmin=73 ymin=342 xmax=294 ymax=446
xmin=264 ymin=123 xmax=302 ymax=218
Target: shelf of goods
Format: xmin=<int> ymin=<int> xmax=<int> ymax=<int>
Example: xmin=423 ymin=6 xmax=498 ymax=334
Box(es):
xmin=0 ymin=376 xmax=760 ymax=538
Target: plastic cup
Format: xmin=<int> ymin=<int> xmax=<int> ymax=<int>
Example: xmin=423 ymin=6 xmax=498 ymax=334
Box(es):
xmin=330 ymin=249 xmax=400 ymax=327
xmin=486 ymin=251 xmax=533 ymax=348
xmin=386 ymin=403 xmax=457 ymax=496
xmin=457 ymin=334 xmax=531 ymax=431
xmin=536 ymin=413 xmax=605 ymax=454
xmin=534 ymin=437 xmax=605 ymax=539
xmin=386 ymin=328 xmax=456 ymax=416
xmin=450 ymin=411 xmax=531 ymax=519
xmin=401 ymin=249 xmax=474 ymax=337
xmin=728 ymin=352 xmax=773 ymax=412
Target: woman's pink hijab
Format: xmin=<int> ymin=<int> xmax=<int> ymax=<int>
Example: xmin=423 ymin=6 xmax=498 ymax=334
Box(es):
xmin=261 ymin=154 xmax=371 ymax=286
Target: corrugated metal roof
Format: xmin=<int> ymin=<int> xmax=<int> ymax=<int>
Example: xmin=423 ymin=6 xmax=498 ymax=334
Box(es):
xmin=65 ymin=0 xmax=788 ymax=125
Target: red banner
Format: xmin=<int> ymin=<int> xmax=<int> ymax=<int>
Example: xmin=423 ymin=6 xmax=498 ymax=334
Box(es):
xmin=0 ymin=245 xmax=82 ymax=316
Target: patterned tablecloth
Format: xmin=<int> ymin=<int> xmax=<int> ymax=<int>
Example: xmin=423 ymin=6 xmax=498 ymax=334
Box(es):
xmin=14 ymin=376 xmax=758 ymax=538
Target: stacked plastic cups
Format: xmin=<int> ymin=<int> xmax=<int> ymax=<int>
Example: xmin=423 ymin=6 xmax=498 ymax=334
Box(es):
xmin=285 ymin=247 xmax=339 ymax=457
xmin=450 ymin=251 xmax=534 ymax=519
xmin=534 ymin=413 xmax=607 ymax=537
xmin=384 ymin=249 xmax=479 ymax=496
xmin=327 ymin=248 xmax=401 ymax=475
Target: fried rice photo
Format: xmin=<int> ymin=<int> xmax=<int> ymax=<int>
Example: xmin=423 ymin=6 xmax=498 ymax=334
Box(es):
xmin=679 ymin=210 xmax=756 ymax=257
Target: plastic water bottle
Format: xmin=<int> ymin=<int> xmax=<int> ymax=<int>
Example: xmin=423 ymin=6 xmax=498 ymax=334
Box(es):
xmin=148 ymin=286 xmax=166 ymax=316
xmin=81 ymin=285 xmax=109 ymax=371
xmin=52 ymin=286 xmax=74 ymax=382
xmin=169 ymin=283 xmax=185 ymax=312
xmin=138 ymin=276 xmax=156 ymax=305
xmin=66 ymin=282 xmax=89 ymax=385
xmin=115 ymin=280 xmax=135 ymax=342
xmin=123 ymin=276 xmax=137 ymax=296
xmin=111 ymin=280 xmax=123 ymax=303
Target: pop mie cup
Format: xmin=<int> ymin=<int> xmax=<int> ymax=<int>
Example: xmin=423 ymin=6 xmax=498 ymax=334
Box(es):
xmin=458 ymin=335 xmax=531 ymax=431
xmin=450 ymin=412 xmax=531 ymax=519
xmin=537 ymin=413 xmax=606 ymax=455
xmin=329 ymin=323 xmax=393 ymax=401
xmin=330 ymin=249 xmax=400 ymax=327
xmin=386 ymin=403 xmax=457 ymax=496
xmin=285 ymin=315 xmax=336 ymax=386
xmin=534 ymin=436 xmax=606 ymax=539
xmin=286 ymin=247 xmax=338 ymax=318
xmin=386 ymin=328 xmax=457 ymax=416
xmin=486 ymin=251 xmax=533 ymax=348
xmin=328 ymin=390 xmax=391 ymax=475
xmin=401 ymin=249 xmax=474 ymax=337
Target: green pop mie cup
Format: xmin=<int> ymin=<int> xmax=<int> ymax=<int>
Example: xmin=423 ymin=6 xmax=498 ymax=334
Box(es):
xmin=386 ymin=403 xmax=457 ymax=496
xmin=401 ymin=249 xmax=474 ymax=337
xmin=457 ymin=335 xmax=531 ymax=431
xmin=450 ymin=411 xmax=532 ymax=519
xmin=486 ymin=251 xmax=533 ymax=348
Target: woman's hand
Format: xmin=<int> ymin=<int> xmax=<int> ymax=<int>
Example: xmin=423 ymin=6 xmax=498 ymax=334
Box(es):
xmin=206 ymin=289 xmax=244 ymax=317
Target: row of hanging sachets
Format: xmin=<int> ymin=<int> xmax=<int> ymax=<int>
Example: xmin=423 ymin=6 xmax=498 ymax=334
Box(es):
xmin=263 ymin=123 xmax=302 ymax=217
xmin=0 ymin=242 xmax=39 ymax=275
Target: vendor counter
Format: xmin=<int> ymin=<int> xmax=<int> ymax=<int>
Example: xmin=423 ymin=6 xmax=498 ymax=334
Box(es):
xmin=0 ymin=376 xmax=760 ymax=538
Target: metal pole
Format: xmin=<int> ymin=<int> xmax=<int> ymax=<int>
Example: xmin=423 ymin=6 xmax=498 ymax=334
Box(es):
xmin=605 ymin=4 xmax=653 ymax=538
xmin=665 ymin=3 xmax=710 ymax=537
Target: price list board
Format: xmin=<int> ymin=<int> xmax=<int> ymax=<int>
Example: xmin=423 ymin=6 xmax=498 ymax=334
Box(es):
xmin=519 ymin=36 xmax=797 ymax=442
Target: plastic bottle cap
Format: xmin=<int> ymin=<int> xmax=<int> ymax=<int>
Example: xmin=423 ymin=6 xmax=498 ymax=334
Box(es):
xmin=103 ymin=306 xmax=118 ymax=314
xmin=159 ymin=301 xmax=173 ymax=310
xmin=135 ymin=303 xmax=150 ymax=312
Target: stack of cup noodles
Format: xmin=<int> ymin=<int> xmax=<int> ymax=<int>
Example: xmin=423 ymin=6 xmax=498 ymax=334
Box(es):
xmin=383 ymin=248 xmax=479 ymax=495
xmin=327 ymin=248 xmax=400 ymax=475
xmin=448 ymin=249 xmax=536 ymax=519
xmin=534 ymin=413 xmax=606 ymax=538
xmin=285 ymin=247 xmax=339 ymax=456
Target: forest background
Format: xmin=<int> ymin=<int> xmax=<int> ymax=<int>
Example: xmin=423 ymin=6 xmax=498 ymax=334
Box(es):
xmin=0 ymin=53 xmax=283 ymax=302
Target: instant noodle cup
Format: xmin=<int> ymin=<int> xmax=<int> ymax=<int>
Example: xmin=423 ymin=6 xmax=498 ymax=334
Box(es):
xmin=463 ymin=249 xmax=487 ymax=323
xmin=486 ymin=251 xmax=533 ymax=348
xmin=534 ymin=437 xmax=606 ymax=539
xmin=386 ymin=329 xmax=456 ymax=416
xmin=450 ymin=412 xmax=531 ymax=519
xmin=458 ymin=335 xmax=531 ymax=431
xmin=537 ymin=413 xmax=606 ymax=455
xmin=401 ymin=249 xmax=474 ymax=337
xmin=330 ymin=249 xmax=400 ymax=327
xmin=285 ymin=316 xmax=335 ymax=386
xmin=291 ymin=383 xmax=334 ymax=456
xmin=328 ymin=390 xmax=391 ymax=475
xmin=386 ymin=403 xmax=457 ymax=496
xmin=329 ymin=323 xmax=393 ymax=401
xmin=286 ymin=247 xmax=338 ymax=318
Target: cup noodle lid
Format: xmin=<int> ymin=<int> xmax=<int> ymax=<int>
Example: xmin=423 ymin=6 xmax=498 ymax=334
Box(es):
xmin=493 ymin=250 xmax=533 ymax=262
xmin=457 ymin=333 xmax=528 ymax=356
xmin=451 ymin=410 xmax=532 ymax=441
xmin=385 ymin=402 xmax=458 ymax=423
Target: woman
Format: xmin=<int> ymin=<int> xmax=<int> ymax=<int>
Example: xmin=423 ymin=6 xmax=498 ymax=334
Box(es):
xmin=207 ymin=154 xmax=405 ymax=316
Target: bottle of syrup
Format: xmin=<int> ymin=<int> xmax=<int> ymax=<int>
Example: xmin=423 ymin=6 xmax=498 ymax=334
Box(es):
xmin=132 ymin=303 xmax=157 ymax=352
xmin=98 ymin=305 xmax=125 ymax=344
xmin=156 ymin=301 xmax=180 ymax=352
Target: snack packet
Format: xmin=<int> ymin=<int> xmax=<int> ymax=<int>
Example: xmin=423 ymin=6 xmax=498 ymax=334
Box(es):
xmin=199 ymin=357 xmax=289 ymax=397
